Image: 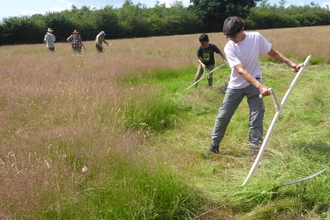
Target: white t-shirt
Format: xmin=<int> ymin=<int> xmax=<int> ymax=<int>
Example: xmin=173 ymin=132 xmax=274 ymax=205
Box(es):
xmin=224 ymin=32 xmax=272 ymax=89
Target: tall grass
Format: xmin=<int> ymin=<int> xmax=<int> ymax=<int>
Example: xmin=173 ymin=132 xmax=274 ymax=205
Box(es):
xmin=0 ymin=26 xmax=329 ymax=219
xmin=39 ymin=153 xmax=205 ymax=219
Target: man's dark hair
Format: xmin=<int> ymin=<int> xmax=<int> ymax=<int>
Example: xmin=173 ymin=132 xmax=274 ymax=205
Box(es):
xmin=223 ymin=16 xmax=245 ymax=36
xmin=199 ymin=34 xmax=209 ymax=42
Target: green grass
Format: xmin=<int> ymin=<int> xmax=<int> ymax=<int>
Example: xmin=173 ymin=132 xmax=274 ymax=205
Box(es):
xmin=5 ymin=58 xmax=328 ymax=219
xmin=40 ymin=154 xmax=205 ymax=219
xmin=118 ymin=59 xmax=330 ymax=219
xmin=1 ymin=39 xmax=329 ymax=219
xmin=118 ymin=64 xmax=230 ymax=131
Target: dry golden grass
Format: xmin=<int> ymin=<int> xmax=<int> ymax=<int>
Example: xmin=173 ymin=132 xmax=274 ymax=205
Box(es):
xmin=258 ymin=26 xmax=330 ymax=61
xmin=0 ymin=26 xmax=329 ymax=218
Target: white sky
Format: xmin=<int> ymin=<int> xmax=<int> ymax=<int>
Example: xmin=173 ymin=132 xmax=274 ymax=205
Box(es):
xmin=1 ymin=0 xmax=330 ymax=22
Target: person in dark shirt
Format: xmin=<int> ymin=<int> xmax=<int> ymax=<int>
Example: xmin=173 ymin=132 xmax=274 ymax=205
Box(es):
xmin=195 ymin=34 xmax=227 ymax=88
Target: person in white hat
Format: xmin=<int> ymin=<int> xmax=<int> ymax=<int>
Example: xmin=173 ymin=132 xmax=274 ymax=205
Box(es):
xmin=44 ymin=28 xmax=56 ymax=52
xmin=95 ymin=31 xmax=110 ymax=52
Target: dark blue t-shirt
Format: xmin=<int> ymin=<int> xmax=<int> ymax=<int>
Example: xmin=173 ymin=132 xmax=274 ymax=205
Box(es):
xmin=197 ymin=43 xmax=221 ymax=65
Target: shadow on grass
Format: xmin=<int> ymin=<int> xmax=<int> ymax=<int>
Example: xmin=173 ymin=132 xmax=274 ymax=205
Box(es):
xmin=292 ymin=140 xmax=330 ymax=161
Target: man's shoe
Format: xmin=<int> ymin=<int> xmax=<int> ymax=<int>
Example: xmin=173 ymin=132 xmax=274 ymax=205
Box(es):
xmin=249 ymin=144 xmax=261 ymax=156
xmin=205 ymin=144 xmax=219 ymax=154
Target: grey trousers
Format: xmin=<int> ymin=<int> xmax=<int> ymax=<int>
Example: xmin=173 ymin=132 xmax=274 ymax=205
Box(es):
xmin=194 ymin=64 xmax=215 ymax=87
xmin=211 ymin=84 xmax=265 ymax=148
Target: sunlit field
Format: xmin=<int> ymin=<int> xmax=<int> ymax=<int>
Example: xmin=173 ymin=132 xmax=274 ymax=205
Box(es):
xmin=0 ymin=26 xmax=329 ymax=219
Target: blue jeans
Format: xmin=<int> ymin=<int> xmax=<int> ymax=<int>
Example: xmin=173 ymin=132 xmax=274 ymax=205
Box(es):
xmin=211 ymin=84 xmax=265 ymax=148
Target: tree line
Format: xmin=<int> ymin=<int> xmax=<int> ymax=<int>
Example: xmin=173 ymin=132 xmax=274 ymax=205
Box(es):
xmin=1 ymin=0 xmax=330 ymax=45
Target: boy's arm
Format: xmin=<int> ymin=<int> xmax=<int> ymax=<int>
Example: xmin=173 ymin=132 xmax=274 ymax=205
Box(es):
xmin=197 ymin=57 xmax=205 ymax=68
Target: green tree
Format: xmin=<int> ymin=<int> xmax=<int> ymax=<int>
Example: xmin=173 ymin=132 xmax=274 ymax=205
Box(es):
xmin=279 ymin=0 xmax=286 ymax=7
xmin=44 ymin=12 xmax=74 ymax=42
xmin=145 ymin=1 xmax=202 ymax=36
xmin=30 ymin=15 xmax=48 ymax=43
xmin=189 ymin=0 xmax=261 ymax=32
xmin=245 ymin=0 xmax=330 ymax=30
xmin=245 ymin=4 xmax=301 ymax=29
xmin=117 ymin=0 xmax=150 ymax=37
xmin=91 ymin=6 xmax=123 ymax=39
xmin=259 ymin=0 xmax=271 ymax=8
xmin=0 ymin=24 xmax=5 ymax=45
xmin=146 ymin=4 xmax=167 ymax=35
xmin=69 ymin=6 xmax=95 ymax=40
xmin=2 ymin=16 xmax=39 ymax=44
xmin=162 ymin=1 xmax=202 ymax=35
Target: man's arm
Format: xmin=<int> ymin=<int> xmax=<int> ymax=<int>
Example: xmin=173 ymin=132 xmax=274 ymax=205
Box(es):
xmin=267 ymin=48 xmax=300 ymax=72
xmin=79 ymin=35 xmax=83 ymax=48
xmin=103 ymin=39 xmax=109 ymax=46
xmin=234 ymin=64 xmax=271 ymax=97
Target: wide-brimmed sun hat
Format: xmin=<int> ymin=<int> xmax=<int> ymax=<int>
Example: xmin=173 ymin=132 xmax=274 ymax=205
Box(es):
xmin=73 ymin=30 xmax=79 ymax=34
xmin=47 ymin=28 xmax=53 ymax=32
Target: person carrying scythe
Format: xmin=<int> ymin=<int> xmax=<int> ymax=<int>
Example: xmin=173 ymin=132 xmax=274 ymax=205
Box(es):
xmin=205 ymin=16 xmax=302 ymax=156
xmin=67 ymin=30 xmax=83 ymax=54
xmin=195 ymin=34 xmax=227 ymax=88
xmin=95 ymin=31 xmax=110 ymax=52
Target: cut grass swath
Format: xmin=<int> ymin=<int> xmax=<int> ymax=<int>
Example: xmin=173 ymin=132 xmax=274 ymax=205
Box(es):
xmin=242 ymin=55 xmax=312 ymax=186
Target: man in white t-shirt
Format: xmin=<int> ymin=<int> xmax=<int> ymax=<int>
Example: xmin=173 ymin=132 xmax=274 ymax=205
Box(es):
xmin=205 ymin=16 xmax=302 ymax=155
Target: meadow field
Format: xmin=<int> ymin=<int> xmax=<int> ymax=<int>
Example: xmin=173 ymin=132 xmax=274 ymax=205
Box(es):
xmin=0 ymin=26 xmax=329 ymax=219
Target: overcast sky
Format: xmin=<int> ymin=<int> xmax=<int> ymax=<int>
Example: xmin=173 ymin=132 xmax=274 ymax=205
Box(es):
xmin=1 ymin=0 xmax=330 ymax=22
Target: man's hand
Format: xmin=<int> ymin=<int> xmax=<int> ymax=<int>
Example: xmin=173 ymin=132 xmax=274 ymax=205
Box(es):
xmin=258 ymin=84 xmax=271 ymax=98
xmin=292 ymin=63 xmax=303 ymax=72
